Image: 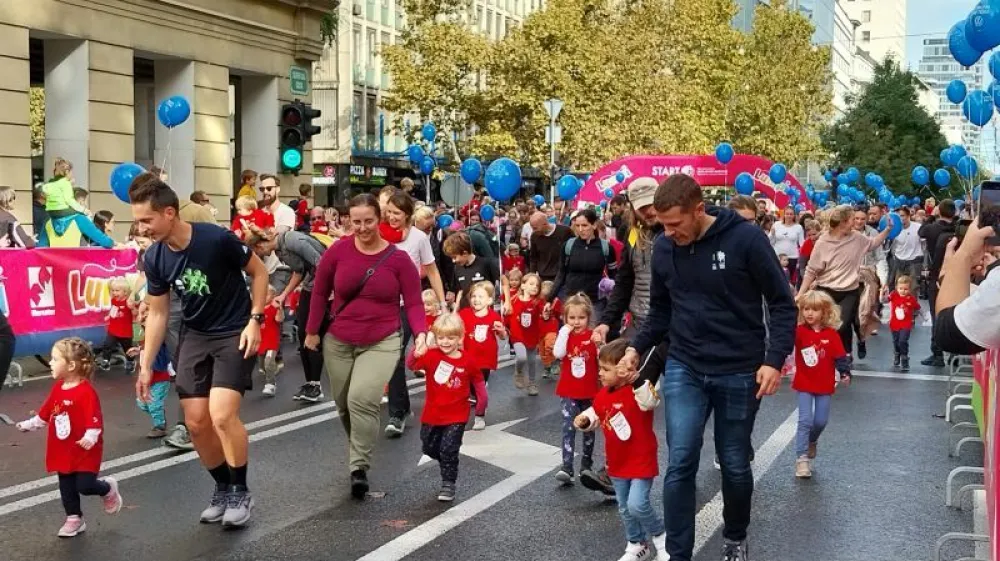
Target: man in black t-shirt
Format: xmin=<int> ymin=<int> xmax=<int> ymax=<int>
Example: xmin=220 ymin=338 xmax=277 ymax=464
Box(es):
xmin=130 ymin=173 xmax=268 ymax=529
xmin=443 ymin=232 xmax=500 ymax=309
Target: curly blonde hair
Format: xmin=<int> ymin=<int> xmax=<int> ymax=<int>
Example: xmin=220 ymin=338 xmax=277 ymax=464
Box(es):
xmin=797 ymin=290 xmax=841 ymax=330
xmin=52 ymin=337 xmax=96 ymax=380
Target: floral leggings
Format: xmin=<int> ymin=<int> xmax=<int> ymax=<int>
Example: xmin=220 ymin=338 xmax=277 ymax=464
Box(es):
xmin=561 ymin=397 xmax=595 ymax=475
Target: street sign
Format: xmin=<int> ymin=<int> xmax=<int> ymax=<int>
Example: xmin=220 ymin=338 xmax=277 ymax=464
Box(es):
xmin=289 ymin=65 xmax=310 ymax=96
xmin=545 ymin=124 xmax=562 ymax=144
xmin=543 ymin=98 xmax=564 ymax=121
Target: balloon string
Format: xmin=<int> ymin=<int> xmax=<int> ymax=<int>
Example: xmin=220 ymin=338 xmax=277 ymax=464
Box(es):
xmin=160 ymin=129 xmax=172 ymax=178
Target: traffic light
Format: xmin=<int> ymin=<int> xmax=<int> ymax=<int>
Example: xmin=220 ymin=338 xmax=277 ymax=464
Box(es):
xmin=279 ymin=100 xmax=322 ymax=175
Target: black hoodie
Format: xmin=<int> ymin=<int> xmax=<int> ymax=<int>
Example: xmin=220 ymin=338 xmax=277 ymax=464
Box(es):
xmin=631 ymin=207 xmax=796 ymax=374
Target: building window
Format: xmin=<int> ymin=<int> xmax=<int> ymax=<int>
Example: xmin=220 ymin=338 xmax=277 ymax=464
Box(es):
xmin=862 ymin=10 xmax=870 ymax=22
xmin=862 ymin=31 xmax=870 ymax=43
xmin=353 ymin=26 xmax=363 ymax=68
xmin=368 ymin=29 xmax=377 ymax=67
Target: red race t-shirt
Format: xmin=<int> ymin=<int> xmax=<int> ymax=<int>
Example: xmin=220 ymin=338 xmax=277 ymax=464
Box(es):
xmin=258 ymin=304 xmax=281 ymax=354
xmin=425 ymin=312 xmax=441 ymax=331
xmin=460 ymin=307 xmax=502 ymax=370
xmin=792 ymin=325 xmax=846 ymax=395
xmin=501 ymin=255 xmax=525 ymax=274
xmin=37 ymin=380 xmax=104 ymax=474
xmin=593 ymin=385 xmax=658 ymax=479
xmin=888 ymin=291 xmax=920 ymax=331
xmin=107 ymin=297 xmax=133 ymax=338
xmin=507 ymin=296 xmax=543 ymax=349
xmin=310 ymin=218 xmax=329 ymax=235
xmin=232 ymin=209 xmax=275 ymax=239
xmin=410 ymin=348 xmax=484 ymax=426
xmin=556 ymin=329 xmax=600 ymax=399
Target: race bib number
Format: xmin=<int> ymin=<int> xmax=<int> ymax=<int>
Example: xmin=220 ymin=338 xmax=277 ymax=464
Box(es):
xmin=571 ymin=356 xmax=587 ymax=378
xmin=474 ymin=324 xmax=489 ymax=343
xmin=894 ymin=307 xmax=905 ymax=321
xmin=801 ymin=346 xmax=819 ymax=368
xmin=433 ymin=361 xmax=456 ymax=385
xmin=609 ymin=411 xmax=631 ymax=441
xmin=54 ymin=412 xmax=72 ymax=441
xmin=520 ymin=312 xmax=532 ymax=328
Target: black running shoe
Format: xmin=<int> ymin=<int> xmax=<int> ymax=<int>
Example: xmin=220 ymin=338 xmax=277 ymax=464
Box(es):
xmin=350 ymin=469 xmax=369 ymax=499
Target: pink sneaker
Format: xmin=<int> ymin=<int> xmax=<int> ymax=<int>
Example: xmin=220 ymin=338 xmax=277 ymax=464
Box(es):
xmin=101 ymin=477 xmax=122 ymax=515
xmin=57 ymin=515 xmax=86 ymax=537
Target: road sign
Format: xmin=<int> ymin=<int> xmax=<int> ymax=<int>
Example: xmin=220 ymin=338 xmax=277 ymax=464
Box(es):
xmin=545 ymin=124 xmax=562 ymax=144
xmin=544 ymin=98 xmax=564 ymax=121
xmin=289 ymin=66 xmax=310 ymax=96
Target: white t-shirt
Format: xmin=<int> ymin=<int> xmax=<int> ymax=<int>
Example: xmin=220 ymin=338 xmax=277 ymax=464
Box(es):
xmin=520 ymin=223 xmax=534 ymax=246
xmin=891 ymin=222 xmax=923 ymax=261
xmin=955 ymin=266 xmax=1000 ymax=349
xmin=271 ymin=202 xmax=296 ymax=233
xmin=770 ymin=222 xmax=804 ymax=259
xmin=395 ymin=226 xmax=435 ymax=277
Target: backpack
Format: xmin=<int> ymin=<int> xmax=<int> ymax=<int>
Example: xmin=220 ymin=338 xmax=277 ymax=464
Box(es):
xmin=564 ymin=237 xmax=609 ymax=258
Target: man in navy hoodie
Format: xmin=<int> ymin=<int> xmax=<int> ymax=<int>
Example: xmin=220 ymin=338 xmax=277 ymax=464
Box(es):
xmin=622 ymin=174 xmax=795 ymax=561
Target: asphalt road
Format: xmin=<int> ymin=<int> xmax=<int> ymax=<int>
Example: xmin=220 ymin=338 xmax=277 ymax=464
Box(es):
xmin=0 ymin=324 xmax=978 ymax=561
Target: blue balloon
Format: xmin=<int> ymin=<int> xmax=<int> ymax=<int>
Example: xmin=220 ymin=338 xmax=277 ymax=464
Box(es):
xmin=966 ymin=1 xmax=1000 ymax=53
xmin=958 ymin=155 xmax=979 ymax=179
xmin=109 ymin=162 xmax=145 ymax=203
xmin=956 ymin=199 xmax=967 ymax=210
xmin=941 ymin=148 xmax=953 ymax=166
xmin=846 ymin=167 xmax=860 ymax=184
xmin=987 ymin=80 xmax=1000 ymax=103
xmin=479 ymin=205 xmax=495 ymax=222
xmin=734 ymin=172 xmax=755 ymax=195
xmin=836 ymin=184 xmax=849 ymax=197
xmin=157 ymin=96 xmax=190 ymax=129
xmin=420 ymin=155 xmax=435 ymax=175
xmin=823 ymin=170 xmax=834 ymax=182
xmin=873 ymin=175 xmax=885 ymax=188
xmin=768 ymin=164 xmax=787 ymax=185
xmin=533 ymin=194 xmax=546 ymax=206
xmin=934 ymin=168 xmax=952 ymax=187
xmin=422 ymin=122 xmax=437 ymax=141
xmin=794 ymin=203 xmax=805 ymax=213
xmin=437 ymin=214 xmax=454 ymax=229
xmin=615 ymin=172 xmax=626 ymax=183
xmin=715 ymin=142 xmax=735 ymax=165
xmin=911 ymin=166 xmax=930 ymax=186
xmin=484 ymin=157 xmax=522 ymax=202
xmin=911 ymin=196 xmax=921 ymax=207
xmin=865 ymin=172 xmax=877 ymax=187
xmin=879 ymin=213 xmax=903 ymax=241
xmin=604 ymin=188 xmax=615 ymax=199
xmin=407 ymin=144 xmax=424 ymax=165
xmin=460 ymin=158 xmax=483 ymax=184
xmin=953 ymin=144 xmax=969 ymax=159
xmin=992 ymin=52 xmax=1000 ymax=80
xmin=950 ymin=21 xmax=984 ymax=67
xmin=963 ymin=90 xmax=994 ymax=126
xmin=948 ymin=79 xmax=969 ymax=104
xmin=599 ymin=200 xmax=608 ymax=208
xmin=557 ymin=175 xmax=581 ymax=200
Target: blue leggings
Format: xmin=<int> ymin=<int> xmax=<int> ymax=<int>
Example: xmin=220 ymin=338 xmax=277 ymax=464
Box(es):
xmin=137 ymin=381 xmax=170 ymax=428
xmin=796 ymin=392 xmax=831 ymax=458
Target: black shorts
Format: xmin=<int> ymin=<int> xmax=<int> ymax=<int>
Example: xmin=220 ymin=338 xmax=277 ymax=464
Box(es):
xmin=175 ymin=329 xmax=256 ymax=399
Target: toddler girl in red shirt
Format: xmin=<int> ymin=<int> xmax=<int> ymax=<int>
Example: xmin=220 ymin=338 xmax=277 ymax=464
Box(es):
xmin=458 ymin=281 xmax=506 ymax=430
xmin=552 ymin=293 xmax=600 ymax=484
xmin=16 ymin=337 xmax=124 ymax=537
xmin=407 ymin=314 xmax=488 ymax=502
xmin=100 ymin=278 xmax=136 ymax=371
xmin=506 ymin=273 xmax=544 ymax=396
xmin=887 ymin=275 xmax=920 ymax=371
xmin=258 ymin=285 xmax=285 ymax=397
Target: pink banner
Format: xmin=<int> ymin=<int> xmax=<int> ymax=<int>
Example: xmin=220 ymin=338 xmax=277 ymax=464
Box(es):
xmin=0 ymin=248 xmax=139 ymax=355
xmin=976 ymin=348 xmax=1000 ymax=561
xmin=580 ymin=154 xmax=811 ymax=210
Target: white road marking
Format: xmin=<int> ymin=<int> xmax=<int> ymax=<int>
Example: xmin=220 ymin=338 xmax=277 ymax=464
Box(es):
xmin=852 ymin=370 xmax=949 ymax=382
xmin=0 ymin=381 xmax=427 ymax=516
xmin=692 ymin=409 xmax=797 ymax=555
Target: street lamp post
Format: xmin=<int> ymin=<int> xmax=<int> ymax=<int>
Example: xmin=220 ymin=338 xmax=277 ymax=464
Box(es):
xmin=544 ymin=98 xmax=564 ymax=204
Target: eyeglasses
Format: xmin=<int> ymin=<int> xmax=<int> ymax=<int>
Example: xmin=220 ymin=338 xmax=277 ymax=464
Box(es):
xmin=261 ymin=186 xmax=276 ymax=192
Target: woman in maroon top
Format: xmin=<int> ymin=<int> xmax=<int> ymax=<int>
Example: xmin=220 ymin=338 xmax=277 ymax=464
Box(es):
xmin=304 ymin=194 xmax=427 ymax=499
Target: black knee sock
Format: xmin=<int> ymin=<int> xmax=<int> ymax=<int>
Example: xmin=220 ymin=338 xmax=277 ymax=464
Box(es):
xmin=230 ymin=463 xmax=248 ymax=488
xmin=208 ymin=463 xmax=230 ymax=491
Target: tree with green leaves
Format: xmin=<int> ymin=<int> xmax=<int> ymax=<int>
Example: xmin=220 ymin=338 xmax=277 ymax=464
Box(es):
xmin=822 ymin=58 xmax=950 ymax=199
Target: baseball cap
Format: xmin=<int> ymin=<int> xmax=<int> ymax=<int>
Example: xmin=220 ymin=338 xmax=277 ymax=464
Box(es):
xmin=628 ymin=177 xmax=658 ymax=210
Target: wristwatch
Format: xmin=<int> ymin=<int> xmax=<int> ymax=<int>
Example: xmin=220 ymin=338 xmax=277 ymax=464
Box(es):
xmin=249 ymin=313 xmax=265 ymax=324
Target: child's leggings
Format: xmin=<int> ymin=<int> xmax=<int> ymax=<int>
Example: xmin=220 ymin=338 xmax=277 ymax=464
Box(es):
xmin=512 ymin=343 xmax=538 ymax=382
xmin=421 ymin=423 xmax=466 ymax=483
xmin=796 ymin=391 xmax=832 ymax=457
xmin=137 ymin=380 xmax=170 ymax=428
xmin=561 ymin=397 xmax=595 ymax=473
xmin=58 ymin=472 xmax=110 ymax=516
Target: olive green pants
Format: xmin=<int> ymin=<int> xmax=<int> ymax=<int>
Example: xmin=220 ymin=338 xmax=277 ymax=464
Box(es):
xmin=322 ymin=332 xmax=402 ymax=472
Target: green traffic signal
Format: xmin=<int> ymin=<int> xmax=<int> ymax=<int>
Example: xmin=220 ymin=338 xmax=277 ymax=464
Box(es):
xmin=282 ymin=147 xmax=303 ymax=171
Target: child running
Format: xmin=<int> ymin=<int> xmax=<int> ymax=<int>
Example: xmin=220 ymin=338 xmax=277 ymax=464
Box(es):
xmin=423 ymin=289 xmax=443 ymax=335
xmin=15 ymin=337 xmax=124 ymax=537
xmin=407 ymin=314 xmax=488 ymax=502
xmin=888 ymin=275 xmax=920 ymax=372
xmin=793 ymin=290 xmax=852 ymax=479
xmin=575 ymin=339 xmax=666 ymax=561
xmin=553 ymin=293 xmax=600 ymax=484
xmin=100 ymin=277 xmax=136 ymax=372
xmin=538 ymin=280 xmax=562 ymax=379
xmin=507 ymin=272 xmax=544 ymax=396
xmin=458 ymin=281 xmax=507 ymax=430
xmin=259 ymin=285 xmax=284 ymax=397
xmin=127 ymin=302 xmax=172 ymax=438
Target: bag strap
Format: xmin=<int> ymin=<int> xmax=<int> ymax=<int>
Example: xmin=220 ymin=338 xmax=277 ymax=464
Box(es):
xmin=331 ymin=245 xmax=397 ymax=319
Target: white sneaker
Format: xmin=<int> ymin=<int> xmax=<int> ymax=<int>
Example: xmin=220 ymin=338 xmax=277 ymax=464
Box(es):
xmin=262 ymin=383 xmax=276 ymax=397
xmin=472 ymin=416 xmax=486 ymax=431
xmin=617 ymin=542 xmax=653 ymax=561
xmin=652 ymin=533 xmax=669 ymax=560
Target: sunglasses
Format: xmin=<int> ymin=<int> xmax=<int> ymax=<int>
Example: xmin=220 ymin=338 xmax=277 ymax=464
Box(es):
xmin=261 ymin=186 xmax=276 ymax=192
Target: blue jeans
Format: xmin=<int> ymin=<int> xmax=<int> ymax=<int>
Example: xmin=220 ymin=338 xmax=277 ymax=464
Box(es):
xmin=612 ymin=477 xmax=664 ymax=544
xmin=891 ymin=328 xmax=911 ymax=356
xmin=662 ymin=359 xmax=758 ymax=561
xmin=795 ymin=392 xmax=831 ymax=457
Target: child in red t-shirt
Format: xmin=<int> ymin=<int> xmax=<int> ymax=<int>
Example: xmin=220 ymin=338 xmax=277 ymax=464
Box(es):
xmin=575 ymin=339 xmax=666 ymax=561
xmin=126 ymin=302 xmax=173 ymax=438
xmin=501 ymin=243 xmax=526 ymax=274
xmin=423 ymin=289 xmax=443 ymax=336
xmin=459 ymin=281 xmax=506 ymax=430
xmin=99 ymin=278 xmax=136 ymax=372
xmin=16 ymin=337 xmax=124 ymax=537
xmin=309 ymin=206 xmax=330 ymax=235
xmin=552 ymin=294 xmax=601 ymax=484
xmin=792 ymin=290 xmax=852 ymax=479
xmin=506 ymin=273 xmax=544 ymax=396
xmin=231 ymin=196 xmax=274 ymax=240
xmin=538 ymin=280 xmax=562 ymax=379
xmin=259 ymin=285 xmax=285 ymax=398
xmin=888 ymin=275 xmax=920 ymax=371
xmin=501 ymin=268 xmax=523 ymax=310
xmin=407 ymin=314 xmax=488 ymax=502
